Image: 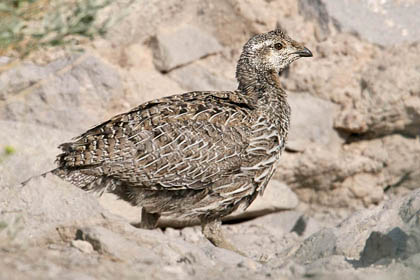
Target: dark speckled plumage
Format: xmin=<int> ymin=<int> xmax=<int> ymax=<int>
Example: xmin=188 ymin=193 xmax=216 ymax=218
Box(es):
xmin=53 ymin=29 xmax=312 ymax=253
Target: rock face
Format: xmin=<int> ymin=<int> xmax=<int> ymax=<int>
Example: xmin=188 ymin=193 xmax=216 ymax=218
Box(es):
xmin=334 ymin=43 xmax=420 ymax=138
xmin=0 ymin=55 xmax=123 ymax=132
xmin=298 ymin=0 xmax=420 ymax=46
xmin=1 ymin=0 xmax=420 ymax=278
xmin=287 ymin=93 xmax=342 ymax=152
xmin=152 ymin=25 xmax=223 ymax=72
xmin=1 ymin=175 xmax=419 ymax=279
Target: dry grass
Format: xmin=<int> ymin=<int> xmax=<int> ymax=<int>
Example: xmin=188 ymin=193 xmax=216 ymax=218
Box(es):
xmin=0 ymin=0 xmax=131 ymax=61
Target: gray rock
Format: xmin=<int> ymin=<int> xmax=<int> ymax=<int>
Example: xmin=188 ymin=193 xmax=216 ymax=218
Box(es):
xmin=287 ymin=92 xmax=342 ymax=152
xmin=299 ymin=0 xmax=420 ymax=46
xmin=291 ymin=214 xmax=322 ymax=238
xmin=0 ymin=173 xmax=106 ymax=246
xmin=168 ymin=61 xmax=236 ymax=92
xmin=152 ymin=25 xmax=223 ymax=72
xmin=334 ymin=43 xmax=420 ymax=138
xmin=98 ymin=193 xmax=141 ymax=224
xmin=333 ymin=189 xmax=420 ymax=260
xmin=241 ymin=210 xmax=322 ymax=240
xmin=0 ymin=121 xmax=74 ymax=187
xmin=78 ymin=226 xmax=158 ymax=263
xmin=277 ymin=134 xmax=420 ymax=210
xmin=359 ymin=229 xmax=407 ymax=266
xmin=0 ymin=54 xmax=123 ymax=132
xmin=2 ymin=0 xmax=420 ymax=278
xmin=294 ymin=228 xmax=338 ymax=263
xmin=297 ymin=0 xmax=332 ymax=41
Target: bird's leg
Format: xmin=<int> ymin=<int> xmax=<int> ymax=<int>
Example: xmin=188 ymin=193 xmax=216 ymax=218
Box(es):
xmin=133 ymin=208 xmax=161 ymax=229
xmin=201 ymin=219 xmax=246 ymax=256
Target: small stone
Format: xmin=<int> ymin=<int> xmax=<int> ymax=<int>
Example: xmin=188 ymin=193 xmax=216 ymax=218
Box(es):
xmin=294 ymin=228 xmax=338 ymax=263
xmin=71 ymin=240 xmax=94 ymax=254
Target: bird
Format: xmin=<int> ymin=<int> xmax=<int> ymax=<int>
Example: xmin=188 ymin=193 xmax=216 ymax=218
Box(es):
xmin=52 ymin=29 xmax=312 ymax=254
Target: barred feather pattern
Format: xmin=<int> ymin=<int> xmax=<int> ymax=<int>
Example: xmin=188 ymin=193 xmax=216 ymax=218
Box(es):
xmin=53 ymin=29 xmax=310 ymax=221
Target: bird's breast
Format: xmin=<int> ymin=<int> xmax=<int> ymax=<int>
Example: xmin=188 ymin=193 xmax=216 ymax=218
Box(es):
xmin=240 ymin=115 xmax=285 ymax=192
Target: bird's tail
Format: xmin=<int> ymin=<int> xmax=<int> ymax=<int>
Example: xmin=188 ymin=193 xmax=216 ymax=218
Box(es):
xmin=21 ymin=168 xmax=120 ymax=197
xmin=20 ymin=169 xmax=58 ymax=186
xmin=21 ymin=168 xmax=96 ymax=190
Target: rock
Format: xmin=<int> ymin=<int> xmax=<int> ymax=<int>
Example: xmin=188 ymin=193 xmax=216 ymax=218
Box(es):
xmin=297 ymin=0 xmax=332 ymax=41
xmin=291 ymin=214 xmax=322 ymax=238
xmin=287 ymin=93 xmax=342 ymax=152
xmin=0 ymin=121 xmax=74 ymax=187
xmin=168 ymin=61 xmax=236 ymax=92
xmin=359 ymin=229 xmax=406 ymax=266
xmin=0 ymin=173 xmax=106 ymax=246
xmin=280 ymin=32 xmax=378 ymax=107
xmin=78 ymin=226 xmax=158 ymax=263
xmin=71 ymin=240 xmax=94 ymax=254
xmin=2 ymin=0 xmax=420 ymax=278
xmin=152 ymin=25 xmax=223 ymax=72
xmin=0 ymin=54 xmax=123 ymax=132
xmin=276 ymin=134 xmax=420 ymax=210
xmin=116 ymin=67 xmax=185 ymax=113
xmin=334 ymin=43 xmax=420 ymax=138
xmin=294 ymin=228 xmax=338 ymax=264
xmin=242 ymin=210 xmax=322 ymax=239
xmin=298 ymin=0 xmax=420 ymax=46
xmin=333 ymin=189 xmax=420 ymax=260
xmin=342 ymin=173 xmax=384 ymax=207
xmin=98 ymin=193 xmax=141 ymax=224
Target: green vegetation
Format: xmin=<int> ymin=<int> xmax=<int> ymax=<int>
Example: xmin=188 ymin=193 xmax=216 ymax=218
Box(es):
xmin=0 ymin=0 xmax=131 ymax=59
xmin=0 ymin=145 xmax=16 ymax=163
xmin=4 ymin=145 xmax=16 ymax=155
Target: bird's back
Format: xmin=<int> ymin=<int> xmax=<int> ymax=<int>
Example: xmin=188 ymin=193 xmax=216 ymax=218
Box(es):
xmin=56 ymin=91 xmax=252 ymax=187
xmin=53 ymin=89 xmax=286 ymax=218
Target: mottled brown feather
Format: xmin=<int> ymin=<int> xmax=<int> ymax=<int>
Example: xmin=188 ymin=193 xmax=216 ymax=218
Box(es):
xmin=53 ymin=29 xmax=312 ymax=221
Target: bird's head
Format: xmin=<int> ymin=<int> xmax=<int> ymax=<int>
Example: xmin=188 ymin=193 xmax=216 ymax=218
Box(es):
xmin=237 ymin=29 xmax=312 ymax=78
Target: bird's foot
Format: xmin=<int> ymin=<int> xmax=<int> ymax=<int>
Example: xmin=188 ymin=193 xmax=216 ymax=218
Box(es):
xmin=201 ymin=219 xmax=247 ymax=257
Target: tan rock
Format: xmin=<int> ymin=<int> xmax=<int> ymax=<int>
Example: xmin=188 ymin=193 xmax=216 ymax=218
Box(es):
xmin=152 ymin=25 xmax=223 ymax=72
xmin=71 ymin=240 xmax=94 ymax=254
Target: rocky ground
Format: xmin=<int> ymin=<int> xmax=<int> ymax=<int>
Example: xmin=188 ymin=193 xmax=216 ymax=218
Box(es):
xmin=1 ymin=0 xmax=420 ymax=279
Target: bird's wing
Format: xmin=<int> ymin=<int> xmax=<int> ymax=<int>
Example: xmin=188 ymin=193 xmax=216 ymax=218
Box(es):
xmin=56 ymin=91 xmax=254 ymax=190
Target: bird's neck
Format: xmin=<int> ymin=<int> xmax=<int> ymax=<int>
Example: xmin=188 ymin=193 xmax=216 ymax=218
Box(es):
xmin=236 ymin=62 xmax=288 ymax=107
xmin=236 ymin=62 xmax=290 ymax=133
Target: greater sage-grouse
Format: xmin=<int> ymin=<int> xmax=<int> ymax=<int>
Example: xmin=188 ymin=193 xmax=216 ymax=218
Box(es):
xmin=53 ymin=29 xmax=312 ymax=254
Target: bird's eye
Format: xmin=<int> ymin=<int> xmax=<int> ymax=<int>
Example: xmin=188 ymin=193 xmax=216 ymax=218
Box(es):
xmin=274 ymin=43 xmax=283 ymax=50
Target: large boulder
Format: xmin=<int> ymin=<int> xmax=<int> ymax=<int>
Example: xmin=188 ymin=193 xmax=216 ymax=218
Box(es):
xmin=298 ymin=0 xmax=420 ymax=46
xmin=0 ymin=54 xmax=123 ymax=133
xmin=152 ymin=25 xmax=223 ymax=72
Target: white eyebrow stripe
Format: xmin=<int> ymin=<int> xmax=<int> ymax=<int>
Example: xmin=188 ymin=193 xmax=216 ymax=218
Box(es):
xmin=251 ymin=40 xmax=273 ymax=51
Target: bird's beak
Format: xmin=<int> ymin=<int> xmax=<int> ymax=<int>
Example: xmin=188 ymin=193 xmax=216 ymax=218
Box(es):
xmin=293 ymin=47 xmax=313 ymax=57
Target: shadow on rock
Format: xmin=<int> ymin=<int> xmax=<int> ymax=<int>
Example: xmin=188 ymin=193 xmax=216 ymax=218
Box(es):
xmin=347 ymin=227 xmax=420 ymax=268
